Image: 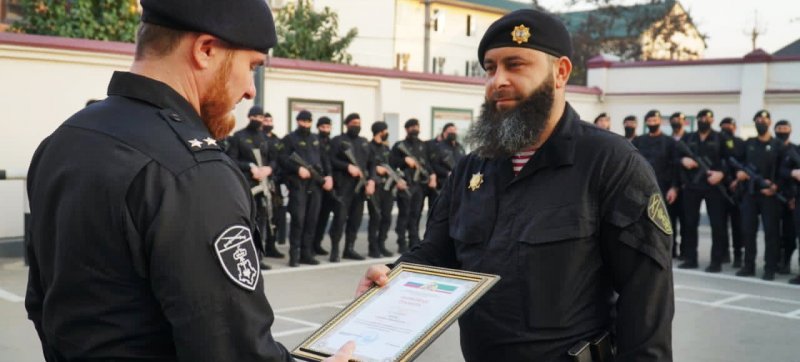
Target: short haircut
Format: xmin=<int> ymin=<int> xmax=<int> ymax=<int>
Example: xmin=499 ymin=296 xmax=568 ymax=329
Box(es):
xmin=775 ymin=120 xmax=791 ymax=128
xmin=135 ymin=23 xmax=188 ymax=61
xmin=623 ymin=115 xmax=637 ymax=123
xmin=593 ymin=113 xmax=607 ymax=124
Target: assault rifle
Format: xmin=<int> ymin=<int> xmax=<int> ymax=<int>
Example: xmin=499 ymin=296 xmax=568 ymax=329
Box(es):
xmin=728 ymin=157 xmax=787 ymax=204
xmin=288 ymin=152 xmax=342 ymax=203
xmin=251 ymin=149 xmax=275 ymax=235
xmin=396 ymin=142 xmax=430 ymax=183
xmin=675 ymin=141 xmax=734 ymax=205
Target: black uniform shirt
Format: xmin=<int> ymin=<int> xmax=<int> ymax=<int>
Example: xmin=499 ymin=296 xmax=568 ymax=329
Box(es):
xmin=434 ymin=140 xmax=466 ymax=180
xmin=277 ymin=129 xmax=330 ymax=186
xmin=329 ymin=133 xmax=376 ymax=187
xmin=678 ymin=131 xmax=729 ymax=189
xmin=779 ymin=144 xmax=800 ymax=198
xmin=741 ymin=137 xmax=783 ymax=194
xmin=25 ymin=72 xmax=290 ymax=361
xmin=397 ymin=104 xmax=674 ymax=362
xmin=390 ymin=137 xmax=433 ymax=185
xmin=370 ymin=140 xmax=392 ymax=184
xmin=632 ymin=133 xmax=678 ymax=192
xmin=227 ymin=123 xmax=268 ymax=187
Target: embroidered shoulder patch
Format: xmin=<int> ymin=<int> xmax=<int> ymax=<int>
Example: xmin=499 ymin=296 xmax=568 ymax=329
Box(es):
xmin=647 ymin=194 xmax=673 ymax=235
xmin=214 ymin=225 xmax=260 ymax=291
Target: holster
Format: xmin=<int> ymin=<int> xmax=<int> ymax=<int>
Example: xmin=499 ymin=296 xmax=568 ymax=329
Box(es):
xmin=568 ymin=331 xmax=615 ymax=362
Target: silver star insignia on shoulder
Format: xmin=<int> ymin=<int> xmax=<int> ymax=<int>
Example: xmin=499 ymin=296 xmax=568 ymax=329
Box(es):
xmin=203 ymin=137 xmax=218 ymax=147
xmin=188 ymin=139 xmax=203 ymax=148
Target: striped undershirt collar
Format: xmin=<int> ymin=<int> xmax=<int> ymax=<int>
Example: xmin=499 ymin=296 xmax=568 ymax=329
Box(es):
xmin=511 ymin=148 xmax=537 ymax=176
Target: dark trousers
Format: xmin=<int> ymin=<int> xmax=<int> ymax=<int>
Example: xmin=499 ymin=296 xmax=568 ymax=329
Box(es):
xmin=396 ymin=184 xmax=425 ymax=247
xmin=741 ymin=193 xmax=781 ymax=271
xmin=780 ymin=203 xmax=796 ymax=263
xmin=330 ymin=184 xmax=366 ymax=247
xmin=791 ymin=205 xmax=800 ymax=267
xmin=682 ymin=187 xmax=728 ymax=264
xmin=254 ymin=196 xmax=268 ymax=252
xmin=313 ymin=192 xmax=337 ymax=249
xmin=368 ymin=186 xmax=394 ymax=247
xmin=667 ymin=191 xmax=684 ymax=256
xmin=724 ymin=198 xmax=744 ymax=260
xmin=288 ymin=181 xmax=322 ymax=259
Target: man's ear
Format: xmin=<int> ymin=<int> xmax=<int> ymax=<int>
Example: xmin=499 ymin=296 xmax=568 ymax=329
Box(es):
xmin=190 ymin=34 xmax=222 ymax=70
xmin=554 ymin=56 xmax=572 ymax=89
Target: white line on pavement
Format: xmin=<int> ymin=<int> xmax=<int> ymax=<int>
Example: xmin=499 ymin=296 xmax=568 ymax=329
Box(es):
xmin=675 ymin=298 xmax=800 ymax=320
xmin=0 ymin=287 xmax=24 ymax=303
xmin=787 ymin=309 xmax=800 ymax=318
xmin=675 ymin=285 xmax=800 ymax=306
xmin=274 ymin=300 xmax=350 ymax=313
xmin=273 ymin=326 xmax=318 ymax=338
xmin=673 ymin=268 xmax=800 ymax=290
xmin=708 ymin=294 xmax=749 ymax=306
xmin=274 ymin=315 xmax=321 ymax=328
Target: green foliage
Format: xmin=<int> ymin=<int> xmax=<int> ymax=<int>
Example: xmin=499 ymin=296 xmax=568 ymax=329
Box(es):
xmin=9 ymin=0 xmax=139 ymax=43
xmin=273 ymin=0 xmax=358 ymax=63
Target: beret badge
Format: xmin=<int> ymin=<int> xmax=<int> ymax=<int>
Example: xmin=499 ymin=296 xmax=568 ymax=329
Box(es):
xmin=511 ymin=24 xmax=531 ymax=44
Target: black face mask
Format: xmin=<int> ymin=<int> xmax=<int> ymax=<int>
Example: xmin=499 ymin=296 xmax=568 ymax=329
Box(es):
xmin=381 ymin=133 xmax=389 ymax=141
xmin=347 ymin=126 xmax=361 ymax=137
xmin=446 ymin=133 xmax=457 ymax=142
xmin=755 ymin=123 xmax=769 ymax=136
xmin=297 ymin=126 xmax=311 ymax=136
xmin=721 ymin=128 xmax=734 ymax=137
xmin=647 ymin=125 xmax=660 ymax=134
xmin=263 ymin=125 xmax=273 ymax=134
xmin=408 ymin=130 xmax=420 ymax=140
xmin=624 ymin=126 xmax=636 ymax=137
xmin=697 ymin=121 xmax=711 ymax=133
xmin=776 ymin=132 xmax=790 ymax=141
xmin=670 ymin=122 xmax=682 ymax=132
xmin=318 ymin=131 xmax=330 ymax=138
xmin=247 ymin=120 xmax=262 ymax=131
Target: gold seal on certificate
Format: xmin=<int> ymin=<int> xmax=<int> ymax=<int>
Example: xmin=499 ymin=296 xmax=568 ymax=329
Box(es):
xmin=291 ymin=263 xmax=500 ymax=362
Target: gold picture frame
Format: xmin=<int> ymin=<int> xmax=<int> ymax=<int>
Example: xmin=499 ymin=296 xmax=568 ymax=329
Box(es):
xmin=291 ymin=263 xmax=500 ymax=362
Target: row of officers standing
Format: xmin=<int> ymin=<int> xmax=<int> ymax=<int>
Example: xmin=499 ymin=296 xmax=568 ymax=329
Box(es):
xmin=224 ymin=106 xmax=464 ymax=268
xmin=624 ymin=108 xmax=800 ymax=284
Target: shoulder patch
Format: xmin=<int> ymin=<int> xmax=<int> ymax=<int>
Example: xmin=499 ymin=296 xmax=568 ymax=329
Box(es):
xmin=213 ymin=225 xmax=260 ymax=291
xmin=647 ymin=194 xmax=673 ymax=235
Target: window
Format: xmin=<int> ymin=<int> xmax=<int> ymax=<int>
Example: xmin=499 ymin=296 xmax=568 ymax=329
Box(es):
xmin=1 ymin=0 xmax=23 ymax=24
xmin=433 ymin=57 xmax=446 ymax=74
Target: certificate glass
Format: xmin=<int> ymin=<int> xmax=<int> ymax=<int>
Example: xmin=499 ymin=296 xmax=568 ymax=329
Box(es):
xmin=292 ymin=263 xmax=499 ymax=362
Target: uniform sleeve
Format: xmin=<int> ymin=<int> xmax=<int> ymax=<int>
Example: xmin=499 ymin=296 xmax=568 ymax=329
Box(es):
xmin=389 ymin=142 xmax=405 ymax=170
xmin=126 ymin=161 xmax=291 ymax=362
xmin=329 ymin=138 xmax=350 ymax=172
xmin=278 ymin=137 xmax=300 ymax=175
xmin=366 ymin=143 xmax=377 ymax=181
xmin=225 ymin=136 xmax=254 ymax=175
xmin=599 ymin=152 xmax=674 ymax=362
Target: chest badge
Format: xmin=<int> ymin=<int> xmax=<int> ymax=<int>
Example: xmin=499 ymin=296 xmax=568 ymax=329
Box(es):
xmin=647 ymin=194 xmax=673 ymax=235
xmin=468 ymin=172 xmax=484 ymax=192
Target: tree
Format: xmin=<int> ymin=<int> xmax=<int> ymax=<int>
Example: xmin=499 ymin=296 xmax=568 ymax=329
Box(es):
xmin=9 ymin=0 xmax=139 ymax=42
xmin=557 ymin=0 xmax=706 ymax=85
xmin=273 ymin=0 xmax=357 ymax=64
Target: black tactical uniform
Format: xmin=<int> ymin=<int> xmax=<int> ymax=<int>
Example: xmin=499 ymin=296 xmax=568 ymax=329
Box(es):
xmin=737 ymin=137 xmax=784 ymax=278
xmin=779 ymin=144 xmax=800 ymax=278
xmin=312 ymin=131 xmax=335 ymax=255
xmin=632 ymin=133 xmax=678 ymax=194
xmin=396 ymin=104 xmax=673 ymax=361
xmin=328 ymin=131 xmax=375 ymax=261
xmin=722 ymin=132 xmax=746 ymax=265
xmin=278 ymin=129 xmax=330 ymax=266
xmin=368 ymin=139 xmax=397 ymax=258
xmin=26 ymin=72 xmax=291 ymax=361
xmin=434 ymin=138 xmax=466 ymax=188
xmin=227 ymin=121 xmax=282 ymax=258
xmin=776 ymin=139 xmax=796 ymax=274
xmin=677 ymin=130 xmax=731 ymax=268
xmin=264 ymin=131 xmax=287 ymax=246
xmin=390 ymin=136 xmax=434 ymax=252
xmin=423 ymin=138 xmax=442 ymax=205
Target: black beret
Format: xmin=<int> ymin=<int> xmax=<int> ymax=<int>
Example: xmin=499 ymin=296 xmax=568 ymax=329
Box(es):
xmin=719 ymin=117 xmax=735 ymax=126
xmin=775 ymin=119 xmax=790 ymax=128
xmin=442 ymin=123 xmax=455 ymax=133
xmin=405 ymin=118 xmax=420 ymax=129
xmin=248 ymin=105 xmax=264 ymax=117
xmin=316 ymin=116 xmax=331 ymax=127
xmin=644 ymin=110 xmax=661 ymax=120
xmin=344 ymin=113 xmax=361 ymax=125
xmin=264 ymin=112 xmax=272 ymax=118
xmin=670 ymin=112 xmax=684 ymax=120
xmin=593 ymin=113 xmax=608 ymax=123
xmin=753 ymin=109 xmax=771 ymax=120
xmin=623 ymin=115 xmax=637 ymax=122
xmin=296 ymin=110 xmax=312 ymax=121
xmin=478 ymin=9 xmax=573 ymax=69
xmin=697 ymin=109 xmax=714 ymax=119
xmin=372 ymin=121 xmax=388 ymax=135
xmin=140 ymin=0 xmax=277 ymax=54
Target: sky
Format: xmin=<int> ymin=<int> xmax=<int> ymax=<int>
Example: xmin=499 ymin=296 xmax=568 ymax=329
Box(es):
xmin=531 ymin=0 xmax=800 ymax=58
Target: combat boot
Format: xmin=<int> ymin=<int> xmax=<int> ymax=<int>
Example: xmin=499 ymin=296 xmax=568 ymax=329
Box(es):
xmin=329 ymin=241 xmax=341 ymax=263
xmin=397 ymin=239 xmax=408 ymax=254
xmin=264 ymin=242 xmax=284 ymax=258
xmin=378 ymin=239 xmax=394 ymax=257
xmin=289 ymin=249 xmax=300 ymax=268
xmin=735 ymin=264 xmax=755 ymax=277
xmin=368 ymin=242 xmax=381 ymax=259
xmin=343 ymin=240 xmax=366 ymax=260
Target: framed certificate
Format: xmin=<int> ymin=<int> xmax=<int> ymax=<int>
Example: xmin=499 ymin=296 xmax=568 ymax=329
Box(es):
xmin=291 ymin=263 xmax=500 ymax=362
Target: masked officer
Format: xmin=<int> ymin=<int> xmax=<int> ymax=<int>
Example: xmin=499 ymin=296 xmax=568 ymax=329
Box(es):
xmin=328 ymin=113 xmax=376 ymax=261
xmin=367 ymin=122 xmax=406 ymax=258
xmin=278 ymin=110 xmax=334 ymax=267
xmin=632 ymin=110 xmax=679 ymax=219
xmin=774 ymin=120 xmax=796 ymax=274
xmin=359 ymin=9 xmax=672 ymax=361
xmin=262 ymin=111 xmax=288 ymax=247
xmin=720 ymin=117 xmax=746 ymax=267
xmin=676 ymin=109 xmax=731 ymax=272
xmin=735 ymin=110 xmax=783 ymax=280
xmin=623 ymin=115 xmax=638 ymax=141
xmin=433 ymin=123 xmax=466 ymax=188
xmin=227 ymin=106 xmax=284 ymax=265
xmin=668 ymin=112 xmax=688 ymax=257
xmin=391 ymin=119 xmax=437 ymax=253
xmin=24 ymin=1 xmax=353 ymax=360
xmin=312 ymin=116 xmax=335 ymax=256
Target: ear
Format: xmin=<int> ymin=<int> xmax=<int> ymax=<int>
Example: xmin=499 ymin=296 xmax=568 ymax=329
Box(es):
xmin=554 ymin=56 xmax=572 ymax=89
xmin=190 ymin=34 xmax=223 ymax=70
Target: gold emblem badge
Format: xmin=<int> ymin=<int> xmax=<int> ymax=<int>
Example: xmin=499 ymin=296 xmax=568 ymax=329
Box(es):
xmin=468 ymin=172 xmax=484 ymax=191
xmin=511 ymin=24 xmax=531 ymax=44
xmin=726 ymin=139 xmax=734 ymax=149
xmin=647 ymin=194 xmax=673 ymax=235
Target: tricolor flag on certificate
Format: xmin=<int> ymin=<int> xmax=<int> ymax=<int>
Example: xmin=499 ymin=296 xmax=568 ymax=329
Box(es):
xmin=403 ymin=281 xmax=458 ymax=294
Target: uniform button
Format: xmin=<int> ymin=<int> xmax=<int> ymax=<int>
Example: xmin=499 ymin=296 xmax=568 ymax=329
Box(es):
xmin=170 ymin=113 xmax=182 ymax=122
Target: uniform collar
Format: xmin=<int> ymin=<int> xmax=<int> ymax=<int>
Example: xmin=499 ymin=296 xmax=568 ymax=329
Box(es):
xmin=107 ymin=71 xmax=205 ymax=130
xmin=511 ymin=102 xmax=577 ymax=181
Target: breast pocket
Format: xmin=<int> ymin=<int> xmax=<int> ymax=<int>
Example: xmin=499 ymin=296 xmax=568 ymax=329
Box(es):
xmin=514 ymin=203 xmax=605 ymax=329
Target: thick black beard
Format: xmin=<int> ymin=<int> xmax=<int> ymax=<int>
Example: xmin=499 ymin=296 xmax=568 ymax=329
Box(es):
xmin=466 ymin=79 xmax=555 ymax=159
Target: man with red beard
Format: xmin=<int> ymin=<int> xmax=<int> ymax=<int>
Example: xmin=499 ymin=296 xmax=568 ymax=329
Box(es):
xmin=24 ymin=1 xmax=353 ymax=361
xmin=357 ymin=9 xmax=673 ymax=362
